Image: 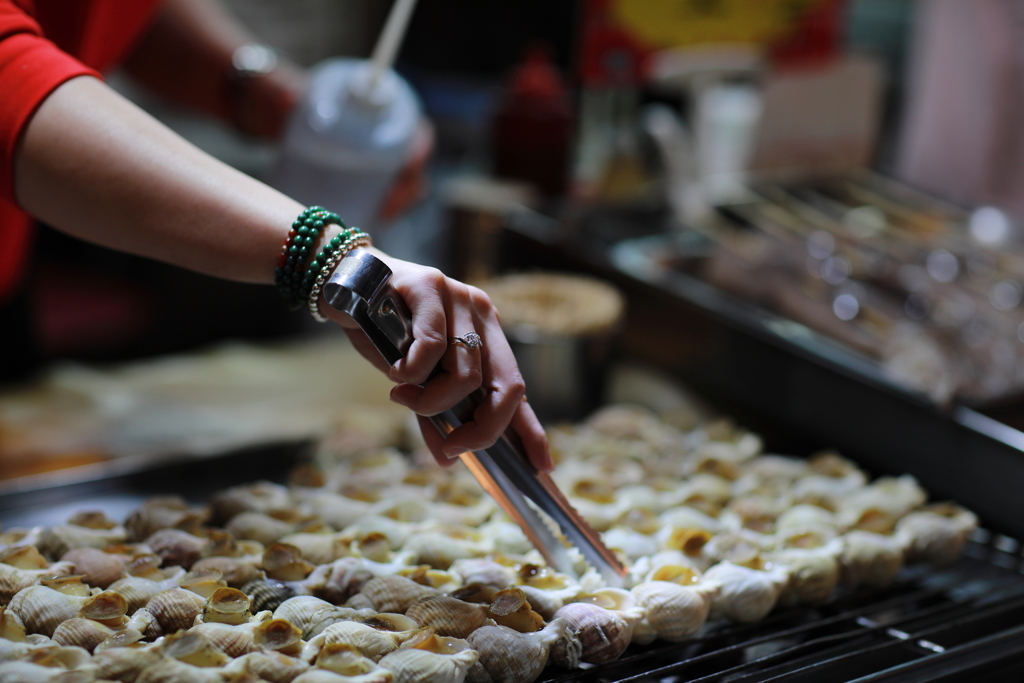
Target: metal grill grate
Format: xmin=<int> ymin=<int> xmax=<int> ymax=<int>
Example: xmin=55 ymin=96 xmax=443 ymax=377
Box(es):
xmin=538 ymin=533 xmax=1024 ymax=682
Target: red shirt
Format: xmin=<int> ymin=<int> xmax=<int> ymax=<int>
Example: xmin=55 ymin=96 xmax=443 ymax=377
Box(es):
xmin=0 ymin=0 xmax=160 ymax=303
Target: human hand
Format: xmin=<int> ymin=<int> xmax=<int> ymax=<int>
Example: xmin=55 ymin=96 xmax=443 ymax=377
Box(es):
xmin=232 ymin=57 xmax=307 ymax=140
xmin=376 ymin=119 xmax=435 ymax=223
xmin=320 ymin=250 xmax=552 ymax=473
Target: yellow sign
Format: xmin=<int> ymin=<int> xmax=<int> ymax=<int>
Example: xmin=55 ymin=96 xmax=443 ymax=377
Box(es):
xmin=611 ymin=0 xmax=821 ymax=48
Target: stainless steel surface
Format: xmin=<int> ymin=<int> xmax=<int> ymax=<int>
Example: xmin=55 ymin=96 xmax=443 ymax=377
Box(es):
xmin=324 ymin=249 xmax=628 ymax=585
xmin=324 ymin=248 xmax=414 ymax=366
xmin=505 ymin=324 xmax=615 ymax=424
xmin=0 ymin=440 xmax=310 ymax=528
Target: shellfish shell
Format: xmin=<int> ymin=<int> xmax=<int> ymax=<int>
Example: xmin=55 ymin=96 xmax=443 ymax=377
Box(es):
xmin=465 ymin=618 xmax=568 ymax=683
xmin=243 ymin=580 xmax=296 ymax=614
xmin=60 ymin=547 xmax=126 ymax=589
xmin=631 ymin=580 xmax=718 ymax=642
xmin=401 ymin=532 xmax=480 ymax=571
xmin=125 ymin=496 xmax=209 ymax=542
xmin=135 ymin=657 xmax=226 ymax=683
xmin=190 ymin=620 xmax=258 ymax=658
xmin=551 ymin=602 xmax=633 ymax=664
xmin=80 ymin=590 xmax=129 ymax=628
xmin=226 ymin=650 xmax=311 ymax=683
xmin=147 ymin=587 xmax=207 ymax=633
xmin=0 ymin=560 xmax=74 ymax=606
xmin=313 ymin=558 xmax=378 ymax=606
xmin=340 ymin=516 xmax=416 ymax=552
xmin=145 ymin=529 xmax=207 ymax=570
xmin=200 ymin=586 xmax=251 ymax=625
xmin=0 ymin=660 xmax=96 ymax=683
xmin=0 ymin=605 xmax=26 ymax=641
xmin=37 ymin=522 xmax=127 ymax=560
xmin=0 ymin=546 xmax=48 ymax=570
xmin=312 ymin=620 xmax=421 ymax=661
xmin=279 ymin=533 xmax=348 ymax=567
xmin=485 ymin=588 xmax=544 ymax=634
xmin=405 ymin=595 xmax=492 ymax=639
xmin=476 ymin=521 xmax=532 ymax=557
xmin=264 ymin=543 xmax=316 ymax=582
xmin=92 ymin=646 xmax=162 ymax=683
xmin=357 ymin=576 xmax=438 ymax=615
xmin=7 ymin=585 xmax=87 ymax=637
xmin=703 ymin=561 xmax=789 ymax=624
xmin=159 ymin=629 xmax=231 ymax=667
xmin=178 ymin=568 xmax=228 ymax=600
xmin=512 ymin=584 xmax=580 ymax=622
xmin=227 ymin=511 xmax=299 ymax=547
xmin=600 ymin=527 xmax=658 ymax=562
xmin=299 ymin=490 xmax=374 ymax=531
xmin=377 ymin=641 xmax=478 ymax=683
xmin=51 ymin=616 xmax=115 ymax=653
xmin=895 ymin=503 xmax=978 ymax=566
xmin=190 ymin=556 xmax=261 ymax=589
xmin=107 ymin=575 xmax=178 ymax=615
xmin=253 ymin=617 xmax=305 ymax=656
xmin=294 ymin=644 xmax=394 ymax=683
xmin=447 ymin=560 xmax=515 ymax=591
xmin=772 ymin=540 xmax=842 ymax=607
xmin=838 ymin=530 xmax=906 ymax=588
xmin=210 ymin=481 xmax=293 ymax=525
xmin=274 ymin=596 xmax=376 ymax=639
xmin=775 ymin=504 xmax=838 ymax=532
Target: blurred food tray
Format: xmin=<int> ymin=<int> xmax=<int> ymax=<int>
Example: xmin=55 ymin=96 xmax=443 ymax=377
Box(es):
xmin=494 ymin=197 xmax=1024 ymax=541
xmin=0 ymin=439 xmax=310 ymax=529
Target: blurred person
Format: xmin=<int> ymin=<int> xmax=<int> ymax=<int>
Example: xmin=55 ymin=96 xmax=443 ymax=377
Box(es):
xmin=0 ymin=0 xmax=551 ymax=471
xmin=896 ymin=0 xmax=1024 ymax=222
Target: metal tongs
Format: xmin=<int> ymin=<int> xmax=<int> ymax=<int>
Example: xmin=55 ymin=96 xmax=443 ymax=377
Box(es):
xmin=324 ymin=249 xmax=628 ymax=587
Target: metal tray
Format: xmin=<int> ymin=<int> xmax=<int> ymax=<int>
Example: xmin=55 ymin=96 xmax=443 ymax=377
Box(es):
xmin=0 ymin=439 xmax=311 ymax=528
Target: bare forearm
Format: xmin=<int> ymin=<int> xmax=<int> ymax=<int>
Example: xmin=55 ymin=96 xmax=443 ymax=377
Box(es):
xmin=12 ymin=75 xmax=552 ymax=471
xmin=13 ymin=76 xmax=299 ymax=283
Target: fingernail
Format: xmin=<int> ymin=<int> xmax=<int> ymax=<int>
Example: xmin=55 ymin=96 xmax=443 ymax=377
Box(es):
xmin=443 ymin=446 xmax=463 ymax=459
xmin=389 ymin=361 xmax=402 ymax=382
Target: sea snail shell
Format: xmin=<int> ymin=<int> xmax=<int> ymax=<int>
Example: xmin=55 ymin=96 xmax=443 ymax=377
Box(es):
xmin=377 ymin=634 xmax=479 ymax=683
xmin=631 ymin=580 xmax=720 ymax=642
xmin=465 ymin=618 xmax=569 ymax=683
xmin=551 ymin=602 xmax=634 ymax=664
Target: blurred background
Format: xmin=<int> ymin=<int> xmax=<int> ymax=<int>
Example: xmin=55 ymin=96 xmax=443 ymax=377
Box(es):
xmin=22 ymin=0 xmax=910 ymax=368
xmin=10 ymin=0 xmax=1024 ymax=512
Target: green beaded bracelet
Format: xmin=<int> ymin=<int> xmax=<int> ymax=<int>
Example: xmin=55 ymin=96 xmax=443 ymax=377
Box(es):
xmin=274 ymin=207 xmax=348 ymax=310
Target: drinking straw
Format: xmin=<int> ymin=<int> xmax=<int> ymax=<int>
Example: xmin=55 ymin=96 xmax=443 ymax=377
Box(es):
xmin=366 ymin=0 xmax=419 ymax=94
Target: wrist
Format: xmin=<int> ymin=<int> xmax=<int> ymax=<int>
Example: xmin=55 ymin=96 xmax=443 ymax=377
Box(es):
xmin=273 ymin=206 xmax=372 ymax=320
xmin=227 ymin=43 xmax=280 ymax=137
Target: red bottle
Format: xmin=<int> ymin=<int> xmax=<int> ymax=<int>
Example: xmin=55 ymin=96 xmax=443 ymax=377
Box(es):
xmin=491 ymin=44 xmax=575 ymax=198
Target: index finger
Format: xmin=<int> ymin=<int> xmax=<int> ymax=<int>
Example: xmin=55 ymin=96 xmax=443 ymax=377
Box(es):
xmin=389 ymin=267 xmax=448 ymax=385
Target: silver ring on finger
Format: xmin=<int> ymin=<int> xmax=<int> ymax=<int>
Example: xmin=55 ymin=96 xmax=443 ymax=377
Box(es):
xmin=449 ymin=331 xmax=482 ymax=350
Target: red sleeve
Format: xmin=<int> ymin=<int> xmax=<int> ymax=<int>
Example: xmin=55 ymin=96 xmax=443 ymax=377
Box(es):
xmin=0 ymin=2 xmax=100 ymax=204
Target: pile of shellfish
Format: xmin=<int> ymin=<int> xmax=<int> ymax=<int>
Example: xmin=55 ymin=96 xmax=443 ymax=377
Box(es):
xmin=0 ymin=403 xmax=978 ymax=683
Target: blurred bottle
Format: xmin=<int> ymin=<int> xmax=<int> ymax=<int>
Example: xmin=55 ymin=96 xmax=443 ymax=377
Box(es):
xmin=491 ymin=44 xmax=574 ymax=198
xmin=271 ymin=58 xmax=423 ymax=230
